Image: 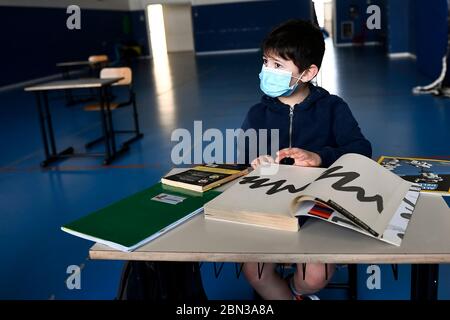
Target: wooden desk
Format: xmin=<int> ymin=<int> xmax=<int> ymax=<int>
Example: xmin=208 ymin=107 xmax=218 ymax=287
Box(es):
xmin=56 ymin=61 xmax=96 ymax=68
xmin=56 ymin=60 xmax=109 ymax=105
xmin=89 ymin=169 xmax=450 ymax=300
xmin=25 ymin=78 xmax=126 ymax=166
xmin=25 ymin=79 xmax=120 ymax=91
xmin=56 ymin=60 xmax=108 ymax=75
xmin=56 ymin=61 xmax=93 ymax=68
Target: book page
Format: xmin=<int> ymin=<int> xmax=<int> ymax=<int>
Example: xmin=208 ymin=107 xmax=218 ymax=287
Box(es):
xmin=294 ymin=153 xmax=418 ymax=236
xmin=294 ymin=183 xmax=421 ymax=246
xmin=204 ymin=165 xmax=325 ymax=219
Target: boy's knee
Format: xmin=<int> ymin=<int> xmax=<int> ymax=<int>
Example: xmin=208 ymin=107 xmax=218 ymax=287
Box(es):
xmin=294 ymin=264 xmax=335 ymax=293
xmin=243 ymin=263 xmax=275 ymax=285
xmin=298 ymin=274 xmax=329 ymax=292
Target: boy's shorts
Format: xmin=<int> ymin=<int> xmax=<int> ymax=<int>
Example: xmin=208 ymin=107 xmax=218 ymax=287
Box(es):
xmin=276 ymin=263 xmax=346 ymax=279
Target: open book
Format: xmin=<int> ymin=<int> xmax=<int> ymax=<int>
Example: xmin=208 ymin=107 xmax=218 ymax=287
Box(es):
xmin=378 ymin=156 xmax=450 ymax=196
xmin=204 ymin=154 xmax=421 ymax=246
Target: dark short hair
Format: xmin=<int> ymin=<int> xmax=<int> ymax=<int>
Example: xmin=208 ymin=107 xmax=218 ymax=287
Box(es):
xmin=262 ymin=20 xmax=325 ymax=72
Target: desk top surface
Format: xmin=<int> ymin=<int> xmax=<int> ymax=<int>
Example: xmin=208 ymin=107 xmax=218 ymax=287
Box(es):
xmin=89 ymin=169 xmax=450 ymax=264
xmin=56 ymin=61 xmax=95 ymax=67
xmin=25 ymin=78 xmax=123 ymax=91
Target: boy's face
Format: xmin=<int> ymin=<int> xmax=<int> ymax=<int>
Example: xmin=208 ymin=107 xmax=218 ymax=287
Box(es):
xmin=262 ymin=52 xmax=302 ymax=87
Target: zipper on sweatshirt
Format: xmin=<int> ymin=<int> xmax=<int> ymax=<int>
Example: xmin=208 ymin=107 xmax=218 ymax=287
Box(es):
xmin=289 ymin=106 xmax=294 ymax=148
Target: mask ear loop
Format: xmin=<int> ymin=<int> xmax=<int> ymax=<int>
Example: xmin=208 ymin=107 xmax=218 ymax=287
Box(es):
xmin=290 ymin=70 xmax=307 ymax=88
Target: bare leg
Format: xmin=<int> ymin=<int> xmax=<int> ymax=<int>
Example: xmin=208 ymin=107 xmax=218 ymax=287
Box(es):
xmin=292 ymin=263 xmax=336 ymax=295
xmin=242 ymin=263 xmax=292 ymax=300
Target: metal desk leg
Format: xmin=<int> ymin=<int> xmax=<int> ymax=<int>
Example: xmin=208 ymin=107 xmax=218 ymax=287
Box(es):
xmin=132 ymin=92 xmax=141 ymax=134
xmin=36 ymin=91 xmax=74 ymax=167
xmin=411 ymin=264 xmax=439 ymax=300
xmin=105 ymin=86 xmax=117 ymax=154
xmin=62 ymin=67 xmax=75 ymax=106
xmin=102 ymin=85 xmax=130 ymax=163
xmin=99 ymin=87 xmax=112 ymax=165
xmin=35 ymin=92 xmax=51 ymax=165
xmin=43 ymin=92 xmax=57 ymax=156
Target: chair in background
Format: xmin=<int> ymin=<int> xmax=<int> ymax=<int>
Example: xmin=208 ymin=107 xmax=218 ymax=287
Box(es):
xmin=88 ymin=54 xmax=109 ymax=63
xmin=83 ymin=67 xmax=143 ymax=153
xmin=88 ymin=54 xmax=110 ymax=77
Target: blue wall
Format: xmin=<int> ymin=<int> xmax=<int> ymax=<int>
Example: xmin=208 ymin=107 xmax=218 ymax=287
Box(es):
xmin=387 ymin=0 xmax=413 ymax=54
xmin=130 ymin=10 xmax=150 ymax=57
xmin=0 ymin=6 xmax=147 ymax=87
xmin=192 ymin=0 xmax=312 ymax=53
xmin=386 ymin=0 xmax=447 ymax=80
xmin=414 ymin=0 xmax=448 ymax=79
xmin=334 ymin=0 xmax=387 ymax=45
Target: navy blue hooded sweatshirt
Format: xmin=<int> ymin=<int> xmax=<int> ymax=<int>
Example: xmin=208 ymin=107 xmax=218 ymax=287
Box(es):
xmin=240 ymin=84 xmax=372 ymax=167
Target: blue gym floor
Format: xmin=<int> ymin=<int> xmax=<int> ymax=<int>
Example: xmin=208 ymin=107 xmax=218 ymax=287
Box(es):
xmin=1 ymin=40 xmax=450 ymax=300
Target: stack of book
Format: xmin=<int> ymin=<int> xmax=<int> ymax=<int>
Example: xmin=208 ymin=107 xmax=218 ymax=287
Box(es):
xmin=62 ymin=164 xmax=249 ymax=252
xmin=161 ymin=164 xmax=249 ymax=192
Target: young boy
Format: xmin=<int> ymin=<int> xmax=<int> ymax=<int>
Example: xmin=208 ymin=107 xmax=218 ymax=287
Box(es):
xmin=240 ymin=20 xmax=372 ymax=300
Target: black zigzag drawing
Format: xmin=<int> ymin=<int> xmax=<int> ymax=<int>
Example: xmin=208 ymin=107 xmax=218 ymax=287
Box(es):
xmin=238 ymin=176 xmax=311 ymax=195
xmin=316 ymin=166 xmax=384 ymax=213
xmin=239 ymin=165 xmax=384 ymax=213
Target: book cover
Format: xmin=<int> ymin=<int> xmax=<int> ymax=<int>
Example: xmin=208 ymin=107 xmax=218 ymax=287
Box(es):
xmin=378 ymin=156 xmax=450 ymax=196
xmin=62 ymin=183 xmax=221 ymax=251
xmin=161 ymin=164 xmax=248 ymax=192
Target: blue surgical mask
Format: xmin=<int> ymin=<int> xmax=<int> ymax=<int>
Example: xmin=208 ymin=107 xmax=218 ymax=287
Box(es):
xmin=259 ymin=66 xmax=305 ymax=98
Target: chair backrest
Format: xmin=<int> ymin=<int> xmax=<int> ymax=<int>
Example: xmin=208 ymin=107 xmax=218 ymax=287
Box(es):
xmin=88 ymin=55 xmax=109 ymax=63
xmin=100 ymin=67 xmax=132 ymax=86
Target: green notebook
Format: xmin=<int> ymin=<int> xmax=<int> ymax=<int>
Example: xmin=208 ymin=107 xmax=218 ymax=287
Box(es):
xmin=62 ymin=183 xmax=221 ymax=252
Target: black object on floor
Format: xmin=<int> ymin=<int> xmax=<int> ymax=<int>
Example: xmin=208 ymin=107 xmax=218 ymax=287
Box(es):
xmin=116 ymin=261 xmax=207 ymax=301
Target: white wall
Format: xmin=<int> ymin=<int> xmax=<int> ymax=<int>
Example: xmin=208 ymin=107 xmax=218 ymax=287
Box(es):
xmin=324 ymin=0 xmax=333 ymax=37
xmin=163 ymin=4 xmax=195 ymax=52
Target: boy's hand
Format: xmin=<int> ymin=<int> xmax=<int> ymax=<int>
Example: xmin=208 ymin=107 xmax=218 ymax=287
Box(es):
xmin=251 ymin=155 xmax=276 ymax=169
xmin=275 ymin=148 xmax=322 ymax=167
